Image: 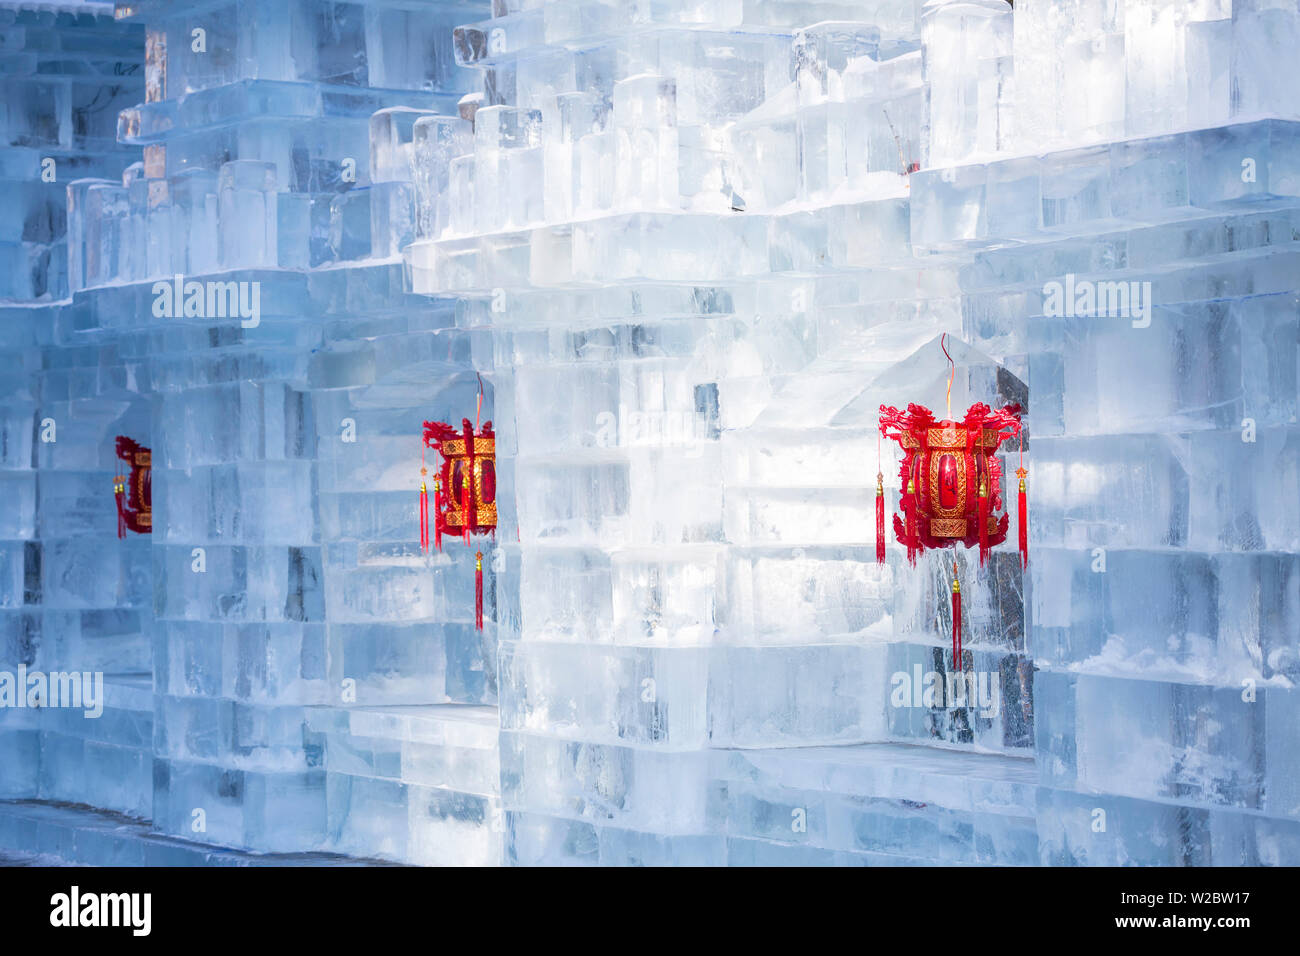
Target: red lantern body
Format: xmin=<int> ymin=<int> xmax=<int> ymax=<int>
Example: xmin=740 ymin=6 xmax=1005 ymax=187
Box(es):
xmin=423 ymin=417 xmax=496 ymax=630
xmin=422 ymin=418 xmax=497 ymax=540
xmin=879 ymin=402 xmax=1021 ymax=562
xmin=114 ymin=435 xmax=152 ymax=537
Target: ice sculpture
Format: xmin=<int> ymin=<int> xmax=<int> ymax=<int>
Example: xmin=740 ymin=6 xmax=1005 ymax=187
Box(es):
xmin=0 ymin=0 xmax=1297 ymax=867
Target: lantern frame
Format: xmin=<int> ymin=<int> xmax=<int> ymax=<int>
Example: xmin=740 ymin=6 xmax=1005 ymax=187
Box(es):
xmin=422 ymin=418 xmax=497 ymax=539
xmin=114 ymin=435 xmax=152 ymax=535
xmin=879 ymin=401 xmax=1022 ymax=556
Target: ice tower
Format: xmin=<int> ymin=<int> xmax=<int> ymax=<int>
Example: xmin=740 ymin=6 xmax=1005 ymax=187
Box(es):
xmin=0 ymin=0 xmax=1297 ymax=866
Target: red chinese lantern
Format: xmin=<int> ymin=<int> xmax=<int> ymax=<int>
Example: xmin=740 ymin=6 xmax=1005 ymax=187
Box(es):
xmin=113 ymin=436 xmax=152 ymax=538
xmin=419 ymin=393 xmax=497 ymax=630
xmin=876 ymin=337 xmax=1027 ymax=665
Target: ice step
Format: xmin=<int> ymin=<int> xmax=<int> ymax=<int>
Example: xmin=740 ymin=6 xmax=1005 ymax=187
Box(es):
xmin=911 ymin=119 xmax=1300 ymax=253
xmin=307 ymin=703 xmax=500 ymax=790
xmin=713 ymin=741 xmax=1039 ymax=865
xmin=306 ymin=704 xmax=504 ymax=866
xmin=1038 ymin=787 xmax=1300 ymax=866
xmin=0 ymin=674 xmax=154 ymax=809
xmin=963 ymin=206 xmax=1300 ymax=292
xmin=38 ymin=673 xmax=153 ymax=820
xmin=0 ymin=725 xmax=38 ymax=799
xmin=0 ymin=799 xmax=395 ymax=867
xmin=499 ymin=637 xmax=1031 ymax=752
xmin=505 ymin=741 xmax=1039 ymax=865
xmin=151 ymin=758 xmax=328 ymax=855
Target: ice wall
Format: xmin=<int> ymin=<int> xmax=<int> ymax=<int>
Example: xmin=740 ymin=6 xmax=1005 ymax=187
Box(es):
xmin=408 ymin=0 xmax=1300 ymax=864
xmin=945 ymin=125 xmax=1300 ymax=864
xmin=406 ymin=0 xmax=1038 ymax=863
xmin=0 ymin=2 xmax=148 ymax=814
xmin=111 ymin=0 xmax=497 ymax=857
xmin=0 ymin=0 xmax=1297 ymax=866
xmin=2 ymin=0 xmax=501 ymax=861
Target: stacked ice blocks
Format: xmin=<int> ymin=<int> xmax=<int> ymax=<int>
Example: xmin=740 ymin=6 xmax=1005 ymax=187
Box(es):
xmin=411 ymin=0 xmax=1300 ymax=864
xmin=0 ymin=2 xmax=147 ymax=815
xmin=307 ymin=703 xmax=502 ymax=864
xmin=0 ymin=3 xmax=142 ymax=301
xmin=942 ymin=127 xmax=1300 ymax=864
xmin=108 ymin=0 xmax=496 ymax=853
xmin=0 ymin=0 xmax=496 ymax=861
xmin=0 ymin=0 xmax=1298 ymax=866
xmin=405 ymin=0 xmax=1032 ymax=863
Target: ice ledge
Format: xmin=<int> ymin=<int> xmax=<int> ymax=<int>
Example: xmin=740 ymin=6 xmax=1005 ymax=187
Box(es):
xmin=0 ymin=799 xmax=401 ymax=866
xmin=719 ymin=740 xmax=1037 ymax=813
xmin=0 ymin=1 xmax=115 ymax=16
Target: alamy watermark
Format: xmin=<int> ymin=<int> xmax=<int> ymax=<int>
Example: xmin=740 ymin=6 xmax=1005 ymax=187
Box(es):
xmin=152 ymin=273 xmax=261 ymax=328
xmin=594 ymin=405 xmax=711 ymax=448
xmin=0 ymin=666 xmax=104 ymax=718
xmin=890 ymin=665 xmax=1001 ymax=719
xmin=50 ymin=886 xmax=151 ymax=936
xmin=1043 ymin=273 xmax=1151 ymax=328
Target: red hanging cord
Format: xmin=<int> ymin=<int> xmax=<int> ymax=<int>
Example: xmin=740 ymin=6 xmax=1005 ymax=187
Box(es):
xmin=476 ymin=372 xmax=484 ymax=432
xmin=940 ymin=332 xmax=955 ymax=421
xmin=951 ymin=561 xmax=962 ymax=669
xmin=469 ymin=374 xmax=484 ymax=547
xmin=977 ymin=468 xmax=989 ymax=568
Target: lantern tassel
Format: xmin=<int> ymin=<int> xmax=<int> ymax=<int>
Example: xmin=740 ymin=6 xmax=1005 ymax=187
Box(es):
xmin=875 ymin=473 xmax=885 ymax=564
xmin=977 ymin=478 xmax=989 ymax=568
xmin=951 ymin=564 xmax=962 ymax=669
xmin=433 ymin=477 xmax=443 ymax=552
xmin=475 ymin=551 xmax=484 ymax=630
xmin=904 ymin=479 xmax=917 ymax=567
xmin=114 ymin=477 xmax=126 ymax=539
xmin=463 ymin=421 xmax=474 ymax=546
xmin=462 ymin=482 xmax=472 ymax=546
xmin=1017 ymin=470 xmax=1029 ymax=570
xmin=419 ymin=481 xmax=429 ymax=553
